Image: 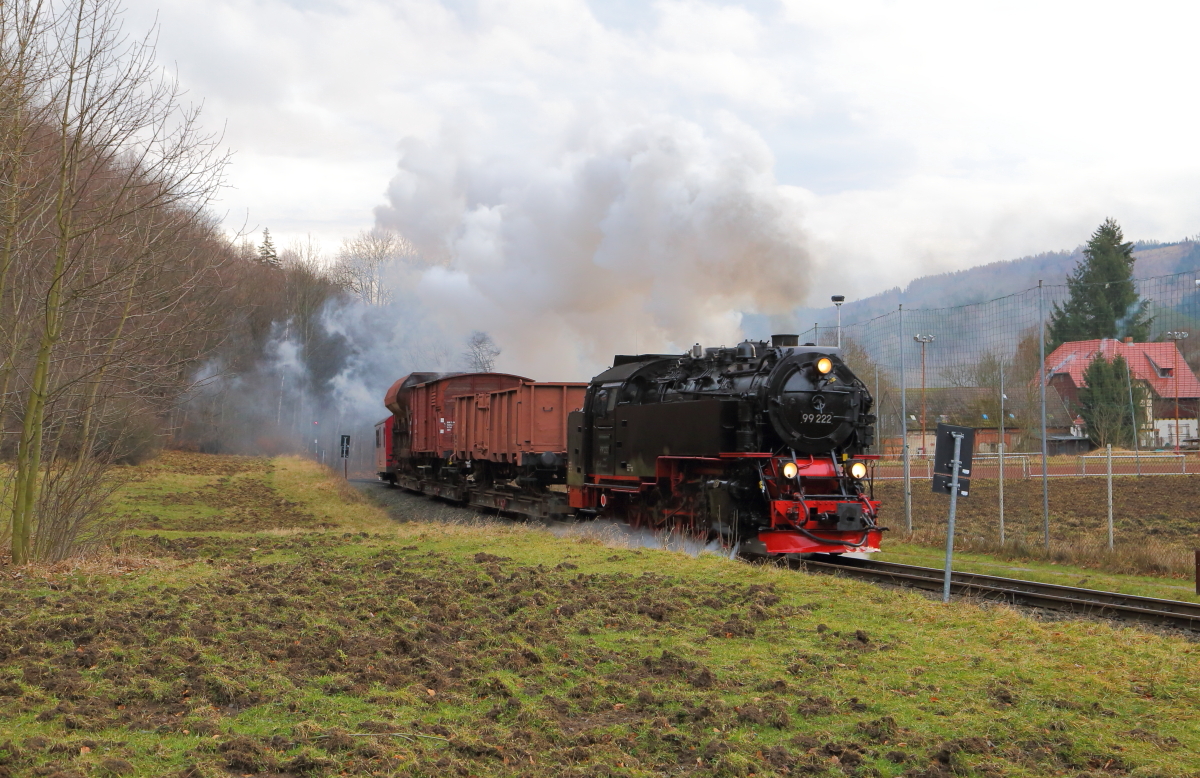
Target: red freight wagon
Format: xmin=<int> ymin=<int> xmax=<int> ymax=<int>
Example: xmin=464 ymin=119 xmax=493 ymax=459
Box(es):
xmin=373 ymin=416 xmax=393 ymax=474
xmin=453 ymin=382 xmax=587 ymax=465
xmin=385 ymin=372 xmax=528 ymax=459
xmin=378 ymin=371 xmax=579 ymax=516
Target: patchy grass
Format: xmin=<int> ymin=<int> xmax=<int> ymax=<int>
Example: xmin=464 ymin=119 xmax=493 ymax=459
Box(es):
xmin=0 ymin=452 xmax=1196 ymax=777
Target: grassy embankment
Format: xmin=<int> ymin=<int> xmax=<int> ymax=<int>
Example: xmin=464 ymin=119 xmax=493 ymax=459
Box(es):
xmin=0 ymin=451 xmax=1196 ymax=777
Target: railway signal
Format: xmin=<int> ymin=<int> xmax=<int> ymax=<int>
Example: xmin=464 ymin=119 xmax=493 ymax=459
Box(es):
xmin=340 ymin=434 xmax=350 ymax=479
xmin=932 ymin=423 xmax=973 ymax=603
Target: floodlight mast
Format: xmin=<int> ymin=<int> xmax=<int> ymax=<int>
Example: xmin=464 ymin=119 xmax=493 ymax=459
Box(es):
xmin=913 ymin=334 xmax=935 ymax=456
xmin=832 ymin=295 xmax=845 ymax=349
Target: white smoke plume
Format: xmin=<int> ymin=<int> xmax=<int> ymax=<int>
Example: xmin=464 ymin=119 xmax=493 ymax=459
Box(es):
xmin=376 ymin=113 xmax=812 ymax=380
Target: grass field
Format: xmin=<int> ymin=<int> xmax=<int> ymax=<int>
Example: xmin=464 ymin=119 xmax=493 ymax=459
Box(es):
xmin=0 ymin=452 xmax=1196 ymax=777
xmin=874 ymin=476 xmax=1200 ymax=578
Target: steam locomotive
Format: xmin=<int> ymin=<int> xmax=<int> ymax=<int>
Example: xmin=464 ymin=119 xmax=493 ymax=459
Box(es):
xmin=376 ymin=334 xmax=883 ymax=555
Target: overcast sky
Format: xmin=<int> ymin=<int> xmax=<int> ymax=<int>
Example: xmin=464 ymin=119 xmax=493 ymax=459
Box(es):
xmin=127 ymin=0 xmax=1200 ymax=313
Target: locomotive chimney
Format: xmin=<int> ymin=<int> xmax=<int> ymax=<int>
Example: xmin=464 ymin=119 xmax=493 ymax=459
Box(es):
xmin=771 ymin=334 xmax=799 ymax=348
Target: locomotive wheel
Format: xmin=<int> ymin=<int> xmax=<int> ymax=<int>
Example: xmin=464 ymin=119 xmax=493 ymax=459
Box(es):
xmin=626 ymin=502 xmax=653 ymax=529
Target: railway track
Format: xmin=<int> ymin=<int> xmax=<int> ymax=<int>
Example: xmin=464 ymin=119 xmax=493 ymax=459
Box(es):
xmin=797 ymin=556 xmax=1200 ymax=631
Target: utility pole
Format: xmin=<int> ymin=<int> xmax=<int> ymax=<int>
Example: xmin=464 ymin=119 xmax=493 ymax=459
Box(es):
xmin=914 ymin=334 xmax=935 ymax=457
xmin=832 ymin=295 xmax=845 ymax=349
xmin=1039 ymin=281 xmax=1050 ymax=550
xmin=1125 ymin=356 xmax=1141 ymax=476
xmin=1166 ymin=332 xmax=1189 ymax=453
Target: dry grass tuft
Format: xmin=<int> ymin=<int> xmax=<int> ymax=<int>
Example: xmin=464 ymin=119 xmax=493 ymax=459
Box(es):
xmin=907 ymin=527 xmax=1196 ymax=578
xmin=0 ymin=550 xmax=172 ymax=580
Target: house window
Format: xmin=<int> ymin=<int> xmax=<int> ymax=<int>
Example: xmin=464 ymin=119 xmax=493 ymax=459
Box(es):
xmin=1145 ymin=355 xmax=1172 ymax=378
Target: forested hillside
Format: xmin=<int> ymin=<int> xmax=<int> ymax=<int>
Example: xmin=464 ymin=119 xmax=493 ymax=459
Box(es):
xmin=778 ymin=240 xmax=1200 ymax=333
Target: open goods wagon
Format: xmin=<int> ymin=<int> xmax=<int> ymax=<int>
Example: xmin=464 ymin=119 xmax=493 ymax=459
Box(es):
xmin=377 ymin=373 xmax=585 ymax=516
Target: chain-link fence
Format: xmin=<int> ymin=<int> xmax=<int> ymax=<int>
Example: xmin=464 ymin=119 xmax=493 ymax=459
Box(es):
xmin=802 ymin=268 xmax=1200 ymax=561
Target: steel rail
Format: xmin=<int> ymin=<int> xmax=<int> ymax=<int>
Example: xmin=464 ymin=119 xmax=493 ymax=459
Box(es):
xmin=795 ymin=556 xmax=1200 ymax=631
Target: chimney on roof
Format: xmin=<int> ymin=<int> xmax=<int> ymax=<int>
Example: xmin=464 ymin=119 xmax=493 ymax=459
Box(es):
xmin=1123 ymin=337 xmax=1133 ymax=344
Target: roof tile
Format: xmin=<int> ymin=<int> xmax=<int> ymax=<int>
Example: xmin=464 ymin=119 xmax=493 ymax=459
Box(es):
xmin=1044 ymin=339 xmax=1200 ymax=399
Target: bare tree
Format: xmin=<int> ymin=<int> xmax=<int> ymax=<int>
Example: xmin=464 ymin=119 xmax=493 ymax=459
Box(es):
xmin=331 ymin=228 xmax=411 ymax=306
xmin=463 ymin=331 xmax=501 ymax=373
xmin=3 ymin=0 xmax=229 ymax=563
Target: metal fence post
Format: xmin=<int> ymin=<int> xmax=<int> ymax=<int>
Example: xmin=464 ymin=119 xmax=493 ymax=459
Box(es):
xmin=1039 ymin=280 xmax=1050 ymax=550
xmin=998 ymin=440 xmax=1005 ymax=545
xmin=874 ymin=364 xmax=880 ymax=455
xmin=999 ymin=363 xmax=1005 ymax=545
xmin=1106 ymin=444 xmax=1113 ymax=551
xmin=899 ymin=304 xmax=912 ymax=534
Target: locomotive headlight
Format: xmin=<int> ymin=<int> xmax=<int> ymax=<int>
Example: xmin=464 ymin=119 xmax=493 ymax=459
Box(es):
xmin=815 ymin=357 xmax=833 ymax=375
xmin=848 ymin=461 xmax=868 ymax=480
xmin=781 ymin=461 xmax=799 ymax=479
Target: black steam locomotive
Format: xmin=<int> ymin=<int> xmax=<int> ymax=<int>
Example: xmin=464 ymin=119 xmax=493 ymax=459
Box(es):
xmin=566 ymin=334 xmax=882 ymax=554
xmin=377 ymin=334 xmax=883 ymax=555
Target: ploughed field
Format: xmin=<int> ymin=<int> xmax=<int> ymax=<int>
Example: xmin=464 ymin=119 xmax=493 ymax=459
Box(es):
xmin=0 ymin=454 xmax=1197 ymax=777
xmin=874 ymin=476 xmax=1200 ymax=549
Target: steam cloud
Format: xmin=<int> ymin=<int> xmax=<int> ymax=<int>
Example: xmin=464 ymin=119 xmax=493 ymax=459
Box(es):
xmin=208 ymin=114 xmax=817 ymax=460
xmin=375 ymin=114 xmax=812 ymax=381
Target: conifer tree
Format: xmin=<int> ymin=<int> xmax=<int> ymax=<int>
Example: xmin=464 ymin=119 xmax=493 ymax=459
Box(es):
xmin=1078 ymin=354 xmax=1147 ymax=448
xmin=258 ymin=228 xmax=279 ymax=267
xmin=1048 ymin=219 xmax=1150 ymax=348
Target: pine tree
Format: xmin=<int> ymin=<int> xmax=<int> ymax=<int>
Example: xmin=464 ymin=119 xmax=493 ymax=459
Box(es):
xmin=1078 ymin=354 xmax=1147 ymax=448
xmin=258 ymin=228 xmax=279 ymax=267
xmin=1048 ymin=218 xmax=1151 ymax=348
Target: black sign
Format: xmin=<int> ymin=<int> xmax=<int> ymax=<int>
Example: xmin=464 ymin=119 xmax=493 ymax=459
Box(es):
xmin=340 ymin=435 xmax=351 ymax=458
xmin=931 ymin=423 xmax=973 ymax=497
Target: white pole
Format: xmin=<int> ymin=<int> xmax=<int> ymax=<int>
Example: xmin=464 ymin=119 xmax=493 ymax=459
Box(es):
xmin=942 ymin=431 xmax=965 ymax=604
xmin=1106 ymin=443 xmax=1113 ymax=551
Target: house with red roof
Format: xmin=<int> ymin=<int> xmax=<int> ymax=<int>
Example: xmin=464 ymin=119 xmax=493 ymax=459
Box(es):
xmin=1044 ymin=338 xmax=1200 ymax=448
